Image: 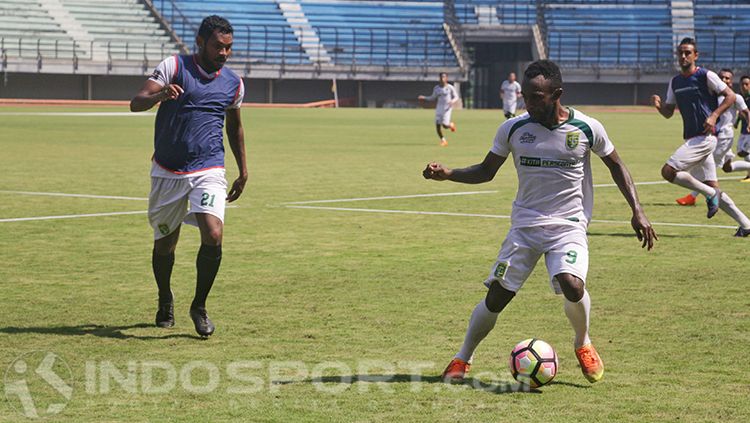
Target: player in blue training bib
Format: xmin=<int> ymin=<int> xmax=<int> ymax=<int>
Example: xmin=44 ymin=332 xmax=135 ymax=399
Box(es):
xmin=651 ymin=37 xmax=750 ymax=237
xmin=130 ymin=15 xmax=249 ymax=336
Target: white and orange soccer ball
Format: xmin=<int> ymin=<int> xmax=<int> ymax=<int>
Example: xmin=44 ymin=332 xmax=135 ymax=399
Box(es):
xmin=509 ymin=338 xmax=558 ymax=388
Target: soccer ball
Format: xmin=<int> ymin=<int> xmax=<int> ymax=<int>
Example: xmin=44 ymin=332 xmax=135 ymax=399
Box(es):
xmin=509 ymin=338 xmax=558 ymax=388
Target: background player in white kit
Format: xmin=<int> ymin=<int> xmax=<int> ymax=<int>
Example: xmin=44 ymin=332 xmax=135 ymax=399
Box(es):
xmin=500 ymin=72 xmax=522 ymax=119
xmin=423 ymin=60 xmax=657 ymax=384
xmin=418 ymin=72 xmax=460 ymax=146
xmin=675 ymin=68 xmax=750 ymax=206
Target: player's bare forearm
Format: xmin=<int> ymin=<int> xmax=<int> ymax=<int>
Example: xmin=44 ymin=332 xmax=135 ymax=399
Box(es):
xmin=713 ymin=88 xmax=736 ymax=118
xmin=130 ymin=81 xmax=182 ymax=112
xmin=225 ymin=109 xmax=248 ymax=202
xmin=423 ymin=151 xmax=505 ymax=183
xmin=601 ymin=151 xmax=657 ymax=249
xmin=650 ymin=95 xmax=674 ymax=119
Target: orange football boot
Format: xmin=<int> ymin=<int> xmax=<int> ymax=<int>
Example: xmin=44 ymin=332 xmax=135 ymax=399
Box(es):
xmin=575 ymin=344 xmax=604 ymax=383
xmin=442 ymin=358 xmax=470 ymax=382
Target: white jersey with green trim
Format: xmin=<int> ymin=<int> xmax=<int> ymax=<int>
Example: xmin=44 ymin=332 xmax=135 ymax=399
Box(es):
xmin=490 ymin=108 xmax=615 ymax=228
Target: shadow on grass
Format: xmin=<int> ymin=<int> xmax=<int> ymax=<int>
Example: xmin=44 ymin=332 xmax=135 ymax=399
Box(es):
xmin=273 ymin=374 xmax=543 ymax=395
xmin=0 ymin=323 xmax=203 ymax=340
xmin=587 ymin=231 xmax=689 ymax=239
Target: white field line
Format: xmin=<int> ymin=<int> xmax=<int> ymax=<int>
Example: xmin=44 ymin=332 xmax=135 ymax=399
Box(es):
xmin=285 ymin=205 xmax=737 ymax=230
xmin=593 ymin=175 xmax=745 ymax=188
xmin=282 ymin=176 xmax=747 ymax=206
xmin=0 ymin=210 xmax=148 ymax=223
xmin=282 ymin=190 xmax=498 ymax=205
xmin=0 ymin=190 xmax=148 ymax=201
xmin=0 ymin=206 xmax=238 ymax=223
xmin=0 ymin=112 xmax=154 ymax=117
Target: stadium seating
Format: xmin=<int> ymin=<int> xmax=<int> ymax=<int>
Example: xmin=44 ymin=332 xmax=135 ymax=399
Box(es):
xmin=300 ymin=0 xmax=457 ymax=67
xmin=543 ymin=1 xmax=674 ymax=68
xmin=165 ymin=0 xmax=458 ymax=68
xmin=0 ymin=0 xmax=78 ymax=60
xmin=168 ymin=0 xmax=307 ymax=65
xmin=59 ymin=0 xmax=179 ymax=62
xmin=455 ymin=1 xmax=535 ymax=26
xmin=694 ymin=0 xmax=750 ymax=65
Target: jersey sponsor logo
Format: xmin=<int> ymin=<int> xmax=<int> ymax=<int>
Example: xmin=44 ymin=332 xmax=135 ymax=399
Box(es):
xmin=565 ymin=131 xmax=580 ymax=149
xmin=494 ymin=262 xmax=509 ymax=279
xmin=519 ymin=132 xmax=536 ymax=144
xmin=519 ymin=156 xmax=582 ymax=169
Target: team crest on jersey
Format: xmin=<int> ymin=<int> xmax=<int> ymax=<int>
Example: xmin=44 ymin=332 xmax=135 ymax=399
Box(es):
xmin=158 ymin=224 xmax=170 ymax=235
xmin=565 ymin=131 xmax=580 ymax=149
xmin=519 ymin=132 xmax=536 ymax=144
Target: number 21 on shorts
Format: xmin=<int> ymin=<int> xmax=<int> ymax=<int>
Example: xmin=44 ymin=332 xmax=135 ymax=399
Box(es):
xmin=200 ymin=192 xmax=216 ymax=208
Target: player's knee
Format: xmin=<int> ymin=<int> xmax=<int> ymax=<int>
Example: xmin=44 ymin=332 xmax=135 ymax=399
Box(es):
xmin=205 ymin=228 xmax=223 ymax=245
xmin=556 ymin=274 xmax=584 ymax=302
xmin=661 ymin=165 xmax=676 ymax=182
xmin=722 ymin=161 xmax=733 ymax=173
xmin=154 ymin=238 xmax=177 ymax=255
xmin=485 ymin=280 xmax=515 ymax=313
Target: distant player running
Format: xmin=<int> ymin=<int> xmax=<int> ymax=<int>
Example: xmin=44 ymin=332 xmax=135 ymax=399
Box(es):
xmin=129 ymin=15 xmax=248 ymax=336
xmin=500 ymin=72 xmax=522 ymax=119
xmin=418 ymin=72 xmax=459 ymax=146
xmin=675 ymin=68 xmax=750 ymax=206
xmin=424 ymin=60 xmax=657 ymax=384
xmin=651 ymin=38 xmax=750 ymax=237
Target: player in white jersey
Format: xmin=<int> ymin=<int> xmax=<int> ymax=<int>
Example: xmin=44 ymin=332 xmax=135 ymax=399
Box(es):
xmin=675 ymin=69 xmax=750 ymax=205
xmin=423 ymin=60 xmax=657 ymax=384
xmin=419 ymin=72 xmax=460 ymax=146
xmin=500 ymin=72 xmax=522 ymax=119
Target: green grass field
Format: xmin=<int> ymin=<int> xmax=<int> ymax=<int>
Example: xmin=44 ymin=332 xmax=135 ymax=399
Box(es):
xmin=1 ymin=105 xmax=749 ymax=422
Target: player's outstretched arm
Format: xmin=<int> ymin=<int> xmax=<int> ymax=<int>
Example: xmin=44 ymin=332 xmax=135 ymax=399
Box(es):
xmin=423 ymin=151 xmax=506 ymax=184
xmin=601 ymin=150 xmax=658 ymax=250
xmin=650 ymin=94 xmax=675 ymax=119
xmin=225 ymin=108 xmax=248 ymax=203
xmin=130 ymin=80 xmax=183 ymax=112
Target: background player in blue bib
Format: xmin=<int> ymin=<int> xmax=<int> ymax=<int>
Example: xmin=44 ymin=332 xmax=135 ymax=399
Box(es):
xmin=651 ymin=37 xmax=750 ymax=237
xmin=130 ymin=15 xmax=248 ymax=336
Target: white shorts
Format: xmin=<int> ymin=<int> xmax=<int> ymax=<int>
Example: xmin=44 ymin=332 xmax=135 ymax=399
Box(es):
xmin=503 ymin=101 xmax=517 ymax=114
xmin=484 ymin=224 xmax=589 ymax=295
xmin=667 ymin=135 xmax=717 ymax=182
xmin=148 ymin=169 xmax=227 ymax=239
xmin=713 ymin=136 xmax=735 ymax=166
xmin=435 ymin=109 xmax=452 ymax=126
xmin=738 ymin=134 xmax=750 ymax=155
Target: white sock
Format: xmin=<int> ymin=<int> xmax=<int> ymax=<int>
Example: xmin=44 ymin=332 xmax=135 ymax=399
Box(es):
xmin=730 ymin=161 xmax=750 ymax=171
xmin=689 ymin=191 xmax=698 ymax=198
xmin=455 ymin=300 xmax=499 ymax=363
xmin=719 ymin=192 xmax=750 ymax=229
xmin=672 ymin=171 xmax=716 ymax=197
xmin=564 ymin=290 xmax=592 ymax=349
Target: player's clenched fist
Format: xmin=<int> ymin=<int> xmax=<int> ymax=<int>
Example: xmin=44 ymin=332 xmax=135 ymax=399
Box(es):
xmin=423 ymin=162 xmax=452 ymax=180
xmin=161 ymin=84 xmax=184 ymax=101
xmin=650 ymin=94 xmax=662 ymax=108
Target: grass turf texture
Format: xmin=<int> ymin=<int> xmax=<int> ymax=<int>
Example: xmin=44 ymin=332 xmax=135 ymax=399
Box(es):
xmin=0 ymin=106 xmax=749 ymax=422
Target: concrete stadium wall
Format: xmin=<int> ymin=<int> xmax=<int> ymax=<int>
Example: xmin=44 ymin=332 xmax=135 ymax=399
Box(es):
xmin=0 ymin=72 xmax=677 ymax=106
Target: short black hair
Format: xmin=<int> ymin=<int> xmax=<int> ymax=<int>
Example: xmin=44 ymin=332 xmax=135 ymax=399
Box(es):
xmin=524 ymin=60 xmax=562 ymax=90
xmin=719 ymin=68 xmax=733 ymax=75
xmin=741 ymin=75 xmax=750 ymax=82
xmin=198 ymin=15 xmax=233 ymax=41
xmin=439 ymin=72 xmax=448 ymax=78
xmin=679 ymin=37 xmax=697 ymax=50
